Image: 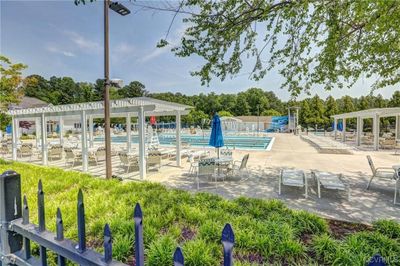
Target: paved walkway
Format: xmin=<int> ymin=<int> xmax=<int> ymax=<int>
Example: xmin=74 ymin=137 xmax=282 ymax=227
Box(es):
xmin=4 ymin=133 xmax=399 ymax=224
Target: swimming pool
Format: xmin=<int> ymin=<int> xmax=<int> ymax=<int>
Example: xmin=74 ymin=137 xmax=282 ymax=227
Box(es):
xmin=95 ymin=134 xmax=274 ymax=150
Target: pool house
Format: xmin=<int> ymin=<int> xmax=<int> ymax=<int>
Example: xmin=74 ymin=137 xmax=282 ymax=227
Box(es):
xmin=7 ymin=97 xmax=193 ymax=179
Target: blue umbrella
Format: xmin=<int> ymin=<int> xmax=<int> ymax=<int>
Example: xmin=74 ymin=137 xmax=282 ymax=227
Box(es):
xmin=209 ymin=113 xmax=224 ymax=157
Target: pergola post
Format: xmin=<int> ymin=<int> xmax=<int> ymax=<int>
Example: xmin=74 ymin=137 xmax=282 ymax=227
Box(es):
xmin=40 ymin=113 xmax=48 ymax=165
xmin=356 ymin=117 xmax=362 ymax=146
xmin=138 ymin=106 xmax=146 ymax=179
xmin=396 ymin=115 xmax=400 ymax=140
xmin=333 ymin=118 xmax=337 ymax=140
xmin=81 ymin=110 xmax=88 ymax=172
xmin=88 ymin=115 xmax=94 ymax=148
xmin=342 ymin=118 xmax=346 ymax=142
xmin=373 ymin=114 xmax=380 ymax=151
xmin=11 ymin=117 xmax=17 ymax=161
xmin=35 ymin=117 xmax=40 ymax=148
xmin=126 ymin=114 xmax=132 ymax=153
xmin=59 ymin=116 xmax=64 ymax=146
xmin=176 ymin=111 xmax=181 ymax=167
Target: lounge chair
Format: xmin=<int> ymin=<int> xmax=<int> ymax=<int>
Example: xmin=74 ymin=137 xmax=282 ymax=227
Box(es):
xmin=379 ymin=138 xmax=396 ymax=149
xmin=279 ymin=169 xmax=308 ymax=198
xmin=64 ymin=147 xmax=82 ymax=167
xmin=147 ymin=150 xmax=162 ymax=171
xmin=119 ymin=152 xmax=139 ymax=173
xmin=366 ymin=155 xmax=398 ymax=204
xmin=188 ymin=154 xmax=199 ymax=175
xmin=0 ymin=144 xmax=11 ymax=157
xmin=95 ymin=147 xmax=106 ymax=162
xmin=48 ymin=144 xmax=63 ymax=161
xmin=227 ymin=154 xmax=249 ymax=180
xmin=17 ymin=143 xmax=33 ymax=160
xmin=311 ymin=171 xmax=350 ymax=200
xmin=196 ymin=158 xmax=216 ymax=189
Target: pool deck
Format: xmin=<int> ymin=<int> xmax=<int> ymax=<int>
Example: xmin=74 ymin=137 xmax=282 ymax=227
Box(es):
xmin=3 ymin=133 xmax=399 ymax=224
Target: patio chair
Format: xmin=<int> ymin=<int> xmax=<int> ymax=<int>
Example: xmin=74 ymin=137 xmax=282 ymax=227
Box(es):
xmin=188 ymin=154 xmax=199 ymax=175
xmin=196 ymin=158 xmax=216 ymax=189
xmin=147 ymin=150 xmax=162 ymax=171
xmin=0 ymin=144 xmax=10 ymax=157
xmin=64 ymin=147 xmax=82 ymax=167
xmin=119 ymin=152 xmax=139 ymax=173
xmin=379 ymin=138 xmax=396 ymax=149
xmin=227 ymin=154 xmax=249 ymax=180
xmin=95 ymin=147 xmax=106 ymax=162
xmin=311 ymin=171 xmax=350 ymax=200
xmin=48 ymin=144 xmax=63 ymax=161
xmin=279 ymin=169 xmax=308 ymax=198
xmin=17 ymin=143 xmax=33 ymax=160
xmin=366 ymin=155 xmax=398 ymax=204
xmin=220 ymin=148 xmax=233 ymax=159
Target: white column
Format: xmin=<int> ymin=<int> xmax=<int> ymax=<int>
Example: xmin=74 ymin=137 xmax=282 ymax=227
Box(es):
xmin=88 ymin=115 xmax=94 ymax=148
xmin=41 ymin=113 xmax=48 ymax=165
xmin=373 ymin=114 xmax=380 ymax=151
xmin=356 ymin=117 xmax=362 ymax=146
xmin=81 ymin=111 xmax=88 ymax=172
xmin=138 ymin=107 xmax=146 ymax=179
xmin=333 ymin=118 xmax=337 ymax=140
xmin=35 ymin=117 xmax=40 ymax=148
xmin=59 ymin=116 xmax=64 ymax=146
xmin=11 ymin=117 xmax=17 ymax=160
xmin=176 ymin=111 xmax=182 ymax=167
xmin=342 ymin=118 xmax=346 ymax=142
xmin=396 ymin=115 xmax=400 ymax=140
xmin=126 ymin=114 xmax=132 ymax=153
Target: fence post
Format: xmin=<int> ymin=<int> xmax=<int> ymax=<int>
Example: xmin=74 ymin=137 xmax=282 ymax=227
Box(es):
xmin=0 ymin=171 xmax=23 ymax=264
xmin=221 ymin=223 xmax=234 ymax=266
xmin=134 ymin=203 xmax=144 ymax=266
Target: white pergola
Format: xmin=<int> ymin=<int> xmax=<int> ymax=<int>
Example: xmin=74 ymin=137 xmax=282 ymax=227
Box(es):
xmin=332 ymin=108 xmax=400 ymax=150
xmin=7 ymin=97 xmax=192 ymax=179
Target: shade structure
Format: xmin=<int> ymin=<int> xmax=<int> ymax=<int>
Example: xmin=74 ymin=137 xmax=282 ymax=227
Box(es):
xmin=209 ymin=113 xmax=224 ymax=152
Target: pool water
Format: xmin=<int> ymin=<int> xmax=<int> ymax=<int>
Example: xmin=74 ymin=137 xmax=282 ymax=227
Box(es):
xmin=95 ymin=134 xmax=274 ymax=150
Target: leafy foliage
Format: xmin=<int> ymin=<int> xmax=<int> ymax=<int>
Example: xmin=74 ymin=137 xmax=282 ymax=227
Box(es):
xmin=0 ymin=161 xmax=399 ymax=265
xmin=171 ymin=0 xmax=400 ymax=96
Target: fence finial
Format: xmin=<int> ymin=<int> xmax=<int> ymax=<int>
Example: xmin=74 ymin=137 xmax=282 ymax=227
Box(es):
xmin=22 ymin=195 xmax=29 ymax=224
xmin=104 ymin=223 xmax=112 ymax=263
xmin=173 ymin=247 xmax=184 ymax=266
xmin=56 ymin=208 xmax=64 ymax=241
xmin=221 ymin=223 xmax=235 ymax=266
xmin=37 ymin=179 xmax=46 ymax=232
xmin=76 ymin=189 xmax=86 ymax=253
xmin=134 ymin=203 xmax=144 ymax=266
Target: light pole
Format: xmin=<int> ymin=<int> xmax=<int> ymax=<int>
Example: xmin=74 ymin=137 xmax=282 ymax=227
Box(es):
xmin=104 ymin=1 xmax=130 ymax=179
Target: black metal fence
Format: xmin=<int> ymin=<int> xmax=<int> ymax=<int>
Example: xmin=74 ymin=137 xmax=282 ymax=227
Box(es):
xmin=0 ymin=171 xmax=235 ymax=266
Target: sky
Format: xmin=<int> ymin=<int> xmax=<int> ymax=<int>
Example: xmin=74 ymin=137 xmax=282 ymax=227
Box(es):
xmin=1 ymin=0 xmax=398 ymax=101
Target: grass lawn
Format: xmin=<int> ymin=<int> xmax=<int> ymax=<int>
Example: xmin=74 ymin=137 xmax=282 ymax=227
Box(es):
xmin=1 ymin=159 xmax=399 ymax=265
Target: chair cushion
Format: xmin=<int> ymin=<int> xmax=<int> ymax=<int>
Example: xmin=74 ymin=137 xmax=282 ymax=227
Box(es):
xmin=375 ymin=171 xmax=395 ymax=179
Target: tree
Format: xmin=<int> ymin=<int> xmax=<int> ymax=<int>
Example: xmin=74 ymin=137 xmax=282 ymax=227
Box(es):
xmin=119 ymin=81 xmax=148 ymax=98
xmin=183 ymin=109 xmax=209 ymax=126
xmin=262 ymin=109 xmax=281 ymax=116
xmin=168 ymin=1 xmax=400 ymax=96
xmin=218 ymin=110 xmax=233 ymax=117
xmin=324 ymin=96 xmax=338 ymax=126
xmin=340 ymin=96 xmax=355 ymax=113
xmin=389 ymin=91 xmax=400 ymax=107
xmin=234 ymin=94 xmax=250 ymax=116
xmin=0 ymin=56 xmax=29 ymax=130
xmin=299 ymin=100 xmax=312 ymax=128
xmin=241 ymin=88 xmax=269 ymax=115
xmin=0 ymin=55 xmax=27 ymax=110
xmin=307 ymin=95 xmax=327 ymax=127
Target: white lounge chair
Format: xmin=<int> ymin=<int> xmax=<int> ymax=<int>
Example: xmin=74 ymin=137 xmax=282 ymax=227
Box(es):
xmin=312 ymin=171 xmax=350 ymax=200
xmin=227 ymin=154 xmax=249 ymax=180
xmin=366 ymin=155 xmax=398 ymax=204
xmin=279 ymin=169 xmax=308 ymax=198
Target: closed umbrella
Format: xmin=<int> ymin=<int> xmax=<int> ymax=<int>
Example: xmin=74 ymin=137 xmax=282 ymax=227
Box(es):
xmin=209 ymin=113 xmax=224 ymax=158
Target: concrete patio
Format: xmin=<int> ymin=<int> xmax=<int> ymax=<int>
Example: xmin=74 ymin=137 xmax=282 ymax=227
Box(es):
xmin=2 ymin=133 xmax=399 ymax=224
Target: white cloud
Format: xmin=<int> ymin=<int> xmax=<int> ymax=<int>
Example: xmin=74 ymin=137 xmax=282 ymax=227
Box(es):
xmin=64 ymin=30 xmax=101 ymax=53
xmin=46 ymin=45 xmax=76 ymax=57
